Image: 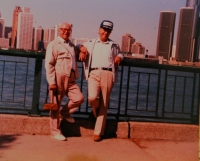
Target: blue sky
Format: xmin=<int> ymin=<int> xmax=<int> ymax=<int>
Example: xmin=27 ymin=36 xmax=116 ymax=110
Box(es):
xmin=0 ymin=0 xmax=186 ymax=55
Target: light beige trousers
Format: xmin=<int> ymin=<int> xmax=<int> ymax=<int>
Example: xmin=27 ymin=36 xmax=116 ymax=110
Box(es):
xmin=88 ymin=70 xmax=114 ymax=136
xmin=49 ymin=71 xmax=84 ymax=136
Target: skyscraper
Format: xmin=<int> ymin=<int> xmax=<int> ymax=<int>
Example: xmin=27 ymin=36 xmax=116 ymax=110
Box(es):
xmin=33 ymin=26 xmax=43 ymax=50
xmin=131 ymin=42 xmax=145 ymax=54
xmin=43 ymin=28 xmax=49 ymax=50
xmin=156 ymin=11 xmax=176 ymax=60
xmin=16 ymin=7 xmax=33 ymax=50
xmin=43 ymin=29 xmax=49 ymax=42
xmin=11 ymin=6 xmax=22 ymax=48
xmin=0 ymin=17 xmax=5 ymax=38
xmin=0 ymin=13 xmax=9 ymax=48
xmin=23 ymin=7 xmax=30 ymax=13
xmin=121 ymin=34 xmax=135 ymax=52
xmin=5 ymin=27 xmax=12 ymax=39
xmin=175 ymin=7 xmax=194 ymax=61
xmin=186 ymin=0 xmax=200 ymax=61
xmin=186 ymin=0 xmax=199 ymax=7
xmin=0 ymin=38 xmax=9 ymax=48
xmin=48 ymin=27 xmax=55 ymax=43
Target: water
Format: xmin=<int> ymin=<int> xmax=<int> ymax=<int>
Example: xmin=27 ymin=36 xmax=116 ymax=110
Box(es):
xmin=0 ymin=55 xmax=198 ymax=122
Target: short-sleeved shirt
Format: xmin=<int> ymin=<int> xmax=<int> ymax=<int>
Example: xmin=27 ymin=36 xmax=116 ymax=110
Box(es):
xmin=91 ymin=38 xmax=113 ymax=68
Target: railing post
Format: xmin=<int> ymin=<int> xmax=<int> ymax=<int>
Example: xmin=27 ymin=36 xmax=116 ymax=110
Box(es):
xmin=29 ymin=58 xmax=43 ymax=116
xmin=117 ymin=65 xmax=124 ymax=121
xmin=155 ymin=68 xmax=161 ymax=117
xmin=191 ymin=72 xmax=198 ymax=123
xmin=125 ymin=66 xmax=131 ymax=115
xmin=162 ymin=69 xmax=168 ymax=117
xmin=198 ymin=72 xmax=200 ymax=125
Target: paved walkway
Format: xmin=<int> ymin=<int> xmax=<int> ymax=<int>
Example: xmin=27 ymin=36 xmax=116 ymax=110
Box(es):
xmin=0 ymin=134 xmax=198 ymax=161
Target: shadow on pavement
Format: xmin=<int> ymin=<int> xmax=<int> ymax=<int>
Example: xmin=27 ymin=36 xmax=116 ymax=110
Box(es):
xmin=60 ymin=118 xmax=118 ymax=139
xmin=60 ymin=119 xmax=83 ymax=137
xmin=0 ymin=134 xmax=19 ymax=149
xmin=0 ymin=134 xmax=20 ymax=158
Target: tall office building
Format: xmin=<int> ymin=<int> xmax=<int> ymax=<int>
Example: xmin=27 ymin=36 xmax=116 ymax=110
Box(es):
xmin=131 ymin=42 xmax=145 ymax=54
xmin=48 ymin=27 xmax=55 ymax=43
xmin=0 ymin=38 xmax=9 ymax=48
xmin=16 ymin=7 xmax=33 ymax=50
xmin=40 ymin=27 xmax=55 ymax=50
xmin=175 ymin=7 xmax=194 ymax=61
xmin=156 ymin=11 xmax=176 ymax=60
xmin=32 ymin=27 xmax=35 ymax=50
xmin=121 ymin=34 xmax=135 ymax=52
xmin=186 ymin=0 xmax=199 ymax=7
xmin=23 ymin=7 xmax=30 ymax=13
xmin=0 ymin=13 xmax=9 ymax=48
xmin=186 ymin=0 xmax=200 ymax=61
xmin=11 ymin=6 xmax=22 ymax=48
xmin=33 ymin=26 xmax=43 ymax=50
xmin=43 ymin=28 xmax=49 ymax=49
xmin=5 ymin=27 xmax=12 ymax=38
xmin=0 ymin=17 xmax=5 ymax=38
xmin=43 ymin=29 xmax=49 ymax=42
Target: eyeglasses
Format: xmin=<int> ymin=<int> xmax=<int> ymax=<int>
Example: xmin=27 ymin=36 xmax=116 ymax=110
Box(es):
xmin=59 ymin=28 xmax=71 ymax=32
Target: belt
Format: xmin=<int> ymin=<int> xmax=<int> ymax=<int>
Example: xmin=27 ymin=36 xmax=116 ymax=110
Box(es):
xmin=90 ymin=67 xmax=112 ymax=71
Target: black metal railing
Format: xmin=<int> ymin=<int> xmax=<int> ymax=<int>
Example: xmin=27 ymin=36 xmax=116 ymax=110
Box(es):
xmin=0 ymin=50 xmax=199 ymax=124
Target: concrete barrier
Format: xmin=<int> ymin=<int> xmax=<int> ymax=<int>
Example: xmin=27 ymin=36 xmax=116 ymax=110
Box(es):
xmin=129 ymin=122 xmax=198 ymax=141
xmin=0 ymin=114 xmax=198 ymax=141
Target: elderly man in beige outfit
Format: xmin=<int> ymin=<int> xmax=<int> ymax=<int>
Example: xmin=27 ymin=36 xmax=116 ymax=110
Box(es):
xmin=45 ymin=22 xmax=85 ymax=141
xmin=79 ymin=20 xmax=123 ymax=141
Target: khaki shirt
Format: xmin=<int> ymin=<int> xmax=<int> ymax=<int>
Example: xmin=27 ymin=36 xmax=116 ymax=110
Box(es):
xmin=45 ymin=37 xmax=79 ymax=85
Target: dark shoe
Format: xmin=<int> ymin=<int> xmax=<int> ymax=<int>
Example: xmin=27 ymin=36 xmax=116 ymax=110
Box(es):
xmin=61 ymin=114 xmax=75 ymax=123
xmin=63 ymin=115 xmax=75 ymax=123
xmin=89 ymin=111 xmax=96 ymax=121
xmin=93 ymin=134 xmax=102 ymax=142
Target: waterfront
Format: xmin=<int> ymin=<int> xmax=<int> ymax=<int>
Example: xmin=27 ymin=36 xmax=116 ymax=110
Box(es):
xmin=0 ymin=55 xmax=199 ymax=123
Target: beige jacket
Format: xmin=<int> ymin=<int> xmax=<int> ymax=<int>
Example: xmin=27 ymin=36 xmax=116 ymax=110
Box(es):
xmin=45 ymin=37 xmax=79 ymax=85
xmin=82 ymin=38 xmax=123 ymax=83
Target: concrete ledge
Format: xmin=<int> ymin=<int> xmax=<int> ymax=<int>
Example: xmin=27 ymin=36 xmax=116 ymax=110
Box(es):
xmin=0 ymin=114 xmax=50 ymax=135
xmin=129 ymin=122 xmax=198 ymax=141
xmin=116 ymin=122 xmax=129 ymax=139
xmin=0 ymin=114 xmax=198 ymax=141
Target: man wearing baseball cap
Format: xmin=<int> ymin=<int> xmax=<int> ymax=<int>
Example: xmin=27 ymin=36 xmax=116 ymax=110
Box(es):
xmin=78 ymin=20 xmax=123 ymax=141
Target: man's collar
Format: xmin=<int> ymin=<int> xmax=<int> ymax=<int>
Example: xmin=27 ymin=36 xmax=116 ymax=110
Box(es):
xmin=58 ymin=36 xmax=69 ymax=43
xmin=96 ymin=37 xmax=110 ymax=44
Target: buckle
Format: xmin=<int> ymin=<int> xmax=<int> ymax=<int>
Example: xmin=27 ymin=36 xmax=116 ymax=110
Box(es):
xmin=91 ymin=67 xmax=112 ymax=71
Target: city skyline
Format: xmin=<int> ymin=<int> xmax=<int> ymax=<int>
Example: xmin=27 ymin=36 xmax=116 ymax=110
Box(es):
xmin=0 ymin=0 xmax=189 ymax=55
